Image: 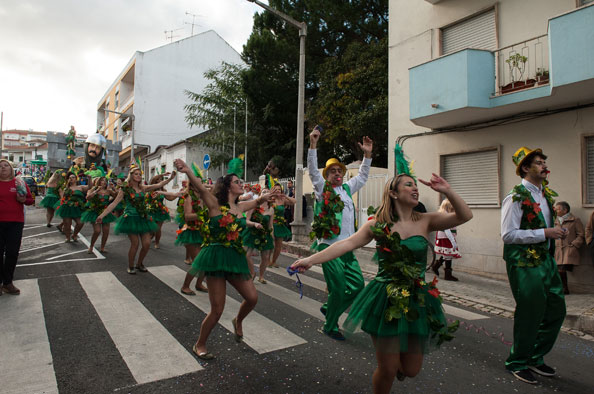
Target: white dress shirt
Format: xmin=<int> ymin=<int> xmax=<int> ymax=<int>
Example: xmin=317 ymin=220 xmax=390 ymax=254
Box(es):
xmin=501 ymin=178 xmax=552 ymax=245
xmin=307 ymin=149 xmax=372 ymax=245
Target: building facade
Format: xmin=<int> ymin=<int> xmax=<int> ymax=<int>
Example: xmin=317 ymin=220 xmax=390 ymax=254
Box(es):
xmin=1 ymin=129 xmax=48 ymax=164
xmin=96 ymin=30 xmax=244 ymax=168
xmin=389 ymin=0 xmax=594 ymax=291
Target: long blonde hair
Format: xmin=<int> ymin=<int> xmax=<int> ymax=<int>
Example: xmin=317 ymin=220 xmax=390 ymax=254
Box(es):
xmin=375 ymin=174 xmax=421 ymax=224
xmin=438 ymin=198 xmax=453 ymax=213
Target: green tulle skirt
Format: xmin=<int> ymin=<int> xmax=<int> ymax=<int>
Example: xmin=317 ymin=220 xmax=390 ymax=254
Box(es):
xmin=343 ymin=278 xmax=448 ymax=354
xmin=188 ymin=244 xmax=251 ymax=280
xmin=56 ymin=205 xmax=83 ymax=219
xmin=175 ymin=229 xmax=203 ymax=246
xmin=243 ymin=230 xmax=274 ymax=251
xmin=40 ymin=195 xmax=60 ymax=209
xmin=151 ymin=211 xmax=171 ymax=223
xmin=81 ymin=210 xmax=116 ymax=224
xmin=114 ymin=214 xmax=158 ymax=235
xmin=273 ymin=223 xmax=292 ymax=239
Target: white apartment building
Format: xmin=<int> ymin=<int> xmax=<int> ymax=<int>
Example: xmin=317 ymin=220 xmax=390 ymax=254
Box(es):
xmin=96 ymin=30 xmax=243 ymax=168
xmin=389 ymin=0 xmax=594 ymax=291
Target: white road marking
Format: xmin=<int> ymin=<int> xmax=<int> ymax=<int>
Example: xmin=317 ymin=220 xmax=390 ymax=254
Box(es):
xmin=20 ymin=241 xmax=66 ymax=253
xmin=18 ymin=257 xmax=101 ymax=267
xmin=150 ymin=265 xmax=307 ymax=354
xmin=443 ymin=304 xmax=488 ymax=321
xmin=22 ymin=230 xmax=59 ymax=239
xmin=46 ymin=250 xmax=90 ymax=260
xmin=0 ymin=280 xmax=58 ymax=394
xmin=23 ymin=224 xmax=55 ymax=230
xmin=77 ymin=272 xmax=202 ymax=384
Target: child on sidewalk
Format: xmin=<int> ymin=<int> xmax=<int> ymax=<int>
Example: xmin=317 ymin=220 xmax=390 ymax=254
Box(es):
xmin=432 ymin=199 xmax=462 ymax=281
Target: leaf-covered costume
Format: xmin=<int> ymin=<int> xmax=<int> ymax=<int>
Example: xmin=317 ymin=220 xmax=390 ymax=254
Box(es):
xmin=343 ymin=222 xmax=457 ymax=354
xmin=175 ymin=191 xmax=207 ymax=246
xmin=147 ymin=193 xmax=171 ymax=223
xmin=114 ymin=186 xmax=158 ymax=235
xmin=189 ymin=208 xmax=250 ymax=280
xmin=273 ymin=205 xmax=292 ymax=240
xmin=55 ymin=189 xmax=85 ymax=218
xmin=243 ymin=208 xmax=274 ymax=251
xmin=81 ymin=194 xmax=116 ymax=224
xmin=40 ymin=186 xmax=60 ymax=209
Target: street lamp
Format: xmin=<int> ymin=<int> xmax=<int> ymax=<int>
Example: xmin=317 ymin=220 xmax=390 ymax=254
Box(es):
xmin=103 ymin=108 xmax=135 ymax=162
xmin=247 ymin=0 xmax=308 ymax=242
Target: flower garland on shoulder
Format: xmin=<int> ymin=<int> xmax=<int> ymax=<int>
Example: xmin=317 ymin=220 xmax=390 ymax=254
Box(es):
xmin=176 ymin=189 xmax=210 ymax=237
xmin=510 ymin=182 xmax=557 ymax=267
xmin=309 ymin=181 xmax=344 ymax=240
xmin=371 ymin=221 xmax=458 ymax=346
xmin=212 ymin=205 xmax=245 ymax=255
xmin=58 ymin=186 xmax=84 ymax=209
xmin=176 ymin=194 xmax=186 ymax=225
xmin=146 ymin=192 xmax=169 ymax=215
xmin=86 ymin=193 xmax=105 ymax=214
xmin=121 ymin=183 xmax=152 ymax=220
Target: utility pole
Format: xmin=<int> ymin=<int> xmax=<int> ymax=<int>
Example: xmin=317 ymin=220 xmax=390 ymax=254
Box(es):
xmin=233 ymin=105 xmax=236 ymax=157
xmin=247 ymin=0 xmax=307 ymax=242
xmin=244 ymin=100 xmax=248 ymax=181
xmin=184 ymin=12 xmax=202 ymax=36
xmin=164 ymin=27 xmax=184 ymax=43
xmin=0 ymin=111 xmax=3 ymax=156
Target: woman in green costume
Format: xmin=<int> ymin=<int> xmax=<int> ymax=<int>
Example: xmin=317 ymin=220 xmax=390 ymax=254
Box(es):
xmin=55 ymin=172 xmax=89 ymax=242
xmin=146 ymin=174 xmax=175 ymax=249
xmin=179 ymin=182 xmax=209 ymax=294
xmin=174 ymin=158 xmax=276 ymax=361
xmin=39 ymin=170 xmax=63 ymax=228
xmin=269 ymin=183 xmax=295 ymax=268
xmin=291 ymin=173 xmax=472 ymax=394
xmin=96 ymin=165 xmax=176 ymax=274
xmin=244 ymin=188 xmax=275 ymax=283
xmin=82 ymin=177 xmax=116 ymax=253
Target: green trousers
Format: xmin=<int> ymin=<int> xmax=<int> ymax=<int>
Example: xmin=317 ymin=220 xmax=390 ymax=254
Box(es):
xmin=317 ymin=243 xmax=365 ymax=334
xmin=505 ymin=254 xmax=566 ymax=371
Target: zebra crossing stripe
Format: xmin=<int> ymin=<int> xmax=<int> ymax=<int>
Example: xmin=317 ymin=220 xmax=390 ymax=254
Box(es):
xmin=150 ymin=265 xmax=307 ymax=354
xmin=0 ymin=280 xmax=58 ymax=394
xmin=76 ymin=272 xmax=203 ymax=384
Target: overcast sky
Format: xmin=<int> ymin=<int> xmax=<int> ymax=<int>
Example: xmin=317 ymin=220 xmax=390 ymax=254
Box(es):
xmin=0 ymin=0 xmax=264 ymax=133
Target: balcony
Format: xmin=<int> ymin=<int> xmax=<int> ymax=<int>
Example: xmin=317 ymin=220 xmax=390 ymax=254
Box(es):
xmin=409 ymin=4 xmax=594 ymax=129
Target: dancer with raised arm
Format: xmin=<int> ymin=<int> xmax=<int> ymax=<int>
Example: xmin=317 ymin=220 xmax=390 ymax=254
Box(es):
xmin=55 ymin=172 xmax=90 ymax=242
xmin=244 ymin=188 xmax=275 ymax=283
xmin=96 ymin=164 xmax=175 ymax=274
xmin=174 ymin=157 xmax=276 ymax=361
xmin=269 ymin=183 xmax=295 ymax=268
xmin=307 ymin=126 xmax=372 ymax=340
xmin=291 ymin=148 xmax=472 ymax=394
xmin=146 ymin=173 xmax=174 ymax=249
xmin=81 ymin=177 xmax=116 ymax=253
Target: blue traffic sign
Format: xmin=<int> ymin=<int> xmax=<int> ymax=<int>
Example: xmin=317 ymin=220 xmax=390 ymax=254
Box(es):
xmin=203 ymin=154 xmax=211 ymax=170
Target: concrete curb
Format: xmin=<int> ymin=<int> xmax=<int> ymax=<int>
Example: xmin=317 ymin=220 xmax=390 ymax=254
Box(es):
xmin=281 ymin=241 xmax=594 ymax=340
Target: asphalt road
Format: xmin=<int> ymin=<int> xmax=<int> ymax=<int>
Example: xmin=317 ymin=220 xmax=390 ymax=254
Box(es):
xmin=2 ymin=207 xmax=594 ymax=394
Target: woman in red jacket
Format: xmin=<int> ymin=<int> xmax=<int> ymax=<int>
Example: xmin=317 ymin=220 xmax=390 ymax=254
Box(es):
xmin=0 ymin=159 xmax=34 ymax=295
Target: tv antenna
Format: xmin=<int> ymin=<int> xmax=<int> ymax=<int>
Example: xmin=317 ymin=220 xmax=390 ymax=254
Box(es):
xmin=164 ymin=27 xmax=184 ymax=43
xmin=184 ymin=12 xmax=203 ymax=36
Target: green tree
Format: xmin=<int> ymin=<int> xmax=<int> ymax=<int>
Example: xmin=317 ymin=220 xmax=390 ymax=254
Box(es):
xmin=242 ymin=0 xmax=389 ymax=173
xmin=184 ymin=62 xmax=248 ymax=170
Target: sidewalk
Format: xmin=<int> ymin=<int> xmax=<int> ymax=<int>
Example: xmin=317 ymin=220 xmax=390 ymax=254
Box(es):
xmin=283 ymin=241 xmax=594 ymax=340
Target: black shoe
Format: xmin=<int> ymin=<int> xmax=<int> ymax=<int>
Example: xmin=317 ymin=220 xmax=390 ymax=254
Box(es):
xmin=320 ymin=306 xmax=327 ymax=316
xmin=528 ymin=364 xmax=555 ymax=377
xmin=320 ymin=329 xmax=345 ymax=341
xmin=511 ymin=369 xmax=538 ymax=384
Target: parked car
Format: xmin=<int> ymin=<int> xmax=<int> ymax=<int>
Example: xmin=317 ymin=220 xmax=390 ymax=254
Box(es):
xmin=21 ymin=176 xmax=38 ymax=196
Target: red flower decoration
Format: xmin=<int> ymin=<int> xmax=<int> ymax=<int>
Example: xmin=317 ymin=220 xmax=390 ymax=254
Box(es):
xmin=381 ymin=247 xmax=392 ymax=253
xmin=428 ymin=288 xmax=440 ymax=298
xmin=532 ymin=202 xmax=541 ymax=214
xmin=324 ymin=199 xmax=329 ymax=206
xmin=226 ymin=231 xmax=239 ymax=241
xmin=522 ymin=199 xmax=532 ymax=207
xmin=383 ymin=226 xmax=390 ymax=235
xmin=431 ymin=276 xmax=438 ymax=286
xmin=322 ymin=191 xmax=332 ymax=199
xmin=331 ymin=225 xmax=340 ymax=234
xmin=219 ymin=214 xmax=234 ymax=227
xmin=319 ymin=211 xmax=326 ymax=218
xmin=526 ymin=212 xmax=536 ymax=223
xmin=367 ymin=216 xmax=375 ymax=221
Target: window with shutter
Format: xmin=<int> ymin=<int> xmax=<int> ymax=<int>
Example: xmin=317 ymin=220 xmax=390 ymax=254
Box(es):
xmin=441 ymin=148 xmax=500 ymax=207
xmin=583 ymin=135 xmax=594 ymax=205
xmin=441 ymin=8 xmax=497 ymax=55
xmin=579 ymin=0 xmax=594 ymax=6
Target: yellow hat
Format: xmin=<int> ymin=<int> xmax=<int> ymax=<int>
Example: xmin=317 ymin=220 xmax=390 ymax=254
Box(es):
xmin=513 ymin=146 xmax=543 ymax=176
xmin=322 ymin=158 xmax=347 ymax=179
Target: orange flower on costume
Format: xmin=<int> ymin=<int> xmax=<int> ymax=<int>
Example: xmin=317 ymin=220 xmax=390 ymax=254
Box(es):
xmin=526 ymin=212 xmax=536 ymax=222
xmin=428 ymin=288 xmax=440 ymax=298
xmin=226 ymin=231 xmax=239 ymax=241
xmin=331 ymin=225 xmax=340 ymax=235
xmin=219 ymin=214 xmax=234 ymax=227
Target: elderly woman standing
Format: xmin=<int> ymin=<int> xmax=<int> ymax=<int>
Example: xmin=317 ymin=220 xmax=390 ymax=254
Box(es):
xmin=0 ymin=159 xmax=34 ymax=295
xmin=553 ymin=201 xmax=584 ymax=294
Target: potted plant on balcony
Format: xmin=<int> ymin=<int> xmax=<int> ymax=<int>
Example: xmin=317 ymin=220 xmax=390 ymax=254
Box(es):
xmin=536 ymin=68 xmax=550 ymax=85
xmin=501 ymin=53 xmax=536 ymax=94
